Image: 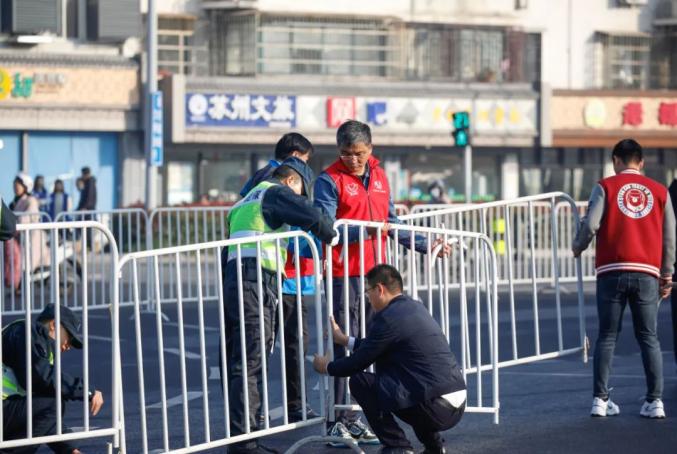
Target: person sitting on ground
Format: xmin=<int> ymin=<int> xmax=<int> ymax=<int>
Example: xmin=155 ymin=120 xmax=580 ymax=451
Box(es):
xmin=2 ymin=304 xmax=104 ymax=454
xmin=313 ymin=264 xmax=466 ymax=454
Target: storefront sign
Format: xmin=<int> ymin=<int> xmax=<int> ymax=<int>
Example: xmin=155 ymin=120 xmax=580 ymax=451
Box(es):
xmin=553 ymin=93 xmax=677 ymax=131
xmin=0 ymin=67 xmax=68 ymax=100
xmin=150 ymin=92 xmax=163 ymax=166
xmin=185 ymin=93 xmax=297 ymax=128
xmin=326 ymin=97 xmax=356 ymax=128
xmin=0 ymin=64 xmax=136 ymax=107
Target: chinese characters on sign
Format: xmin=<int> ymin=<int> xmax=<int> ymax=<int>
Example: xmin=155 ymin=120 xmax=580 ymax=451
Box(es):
xmin=622 ymin=101 xmax=643 ymax=126
xmin=658 ymin=102 xmax=677 ymax=127
xmin=151 ymin=92 xmax=163 ymax=167
xmin=186 ymin=93 xmax=297 ymax=127
xmin=367 ymin=102 xmax=387 ymax=126
xmin=326 ymin=97 xmax=356 ymax=128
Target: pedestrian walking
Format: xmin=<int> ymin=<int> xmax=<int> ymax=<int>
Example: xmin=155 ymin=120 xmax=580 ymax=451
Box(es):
xmin=1 ymin=304 xmax=104 ymax=454
xmin=573 ymin=138 xmax=676 ymax=419
xmin=222 ymin=157 xmax=335 ymax=453
xmin=313 ymin=264 xmax=466 ymax=454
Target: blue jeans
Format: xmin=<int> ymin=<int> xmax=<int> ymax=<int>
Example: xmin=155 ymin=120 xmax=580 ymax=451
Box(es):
xmin=593 ymin=271 xmax=663 ymax=401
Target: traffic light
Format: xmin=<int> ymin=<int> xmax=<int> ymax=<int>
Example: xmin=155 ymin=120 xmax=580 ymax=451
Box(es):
xmin=452 ymin=111 xmax=470 ymax=147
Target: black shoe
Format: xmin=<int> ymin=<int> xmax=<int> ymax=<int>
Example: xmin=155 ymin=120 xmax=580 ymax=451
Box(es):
xmin=419 ymin=447 xmax=446 ymax=454
xmin=378 ymin=447 xmax=415 ymax=454
xmin=288 ymin=406 xmax=319 ymax=422
xmin=227 ymin=443 xmax=279 ymax=454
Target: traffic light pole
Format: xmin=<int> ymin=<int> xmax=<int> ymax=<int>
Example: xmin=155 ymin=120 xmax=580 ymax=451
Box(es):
xmin=464 ymin=144 xmax=472 ymax=203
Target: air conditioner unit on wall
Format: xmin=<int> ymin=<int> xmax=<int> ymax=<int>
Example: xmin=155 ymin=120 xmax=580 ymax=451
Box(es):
xmin=618 ymin=0 xmax=649 ymax=6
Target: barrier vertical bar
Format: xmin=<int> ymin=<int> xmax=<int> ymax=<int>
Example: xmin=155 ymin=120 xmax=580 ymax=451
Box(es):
xmin=195 ymin=250 xmax=211 ymax=443
xmin=153 ymin=256 xmax=170 ymax=452
xmin=215 ymin=247 xmax=230 ymax=437
xmin=549 ymin=197 xmax=564 ymax=351
xmin=505 ymin=205 xmax=518 ymax=360
xmin=528 ymin=201 xmax=541 ymax=356
xmin=255 ymin=242 xmax=270 ymax=429
xmin=131 ymin=259 xmax=148 ymax=454
xmin=174 ymin=252 xmax=191 ymax=446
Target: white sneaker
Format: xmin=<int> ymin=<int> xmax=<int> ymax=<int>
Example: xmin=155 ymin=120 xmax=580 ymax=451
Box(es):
xmin=591 ymin=397 xmax=620 ymax=417
xmin=640 ymin=399 xmax=666 ymax=419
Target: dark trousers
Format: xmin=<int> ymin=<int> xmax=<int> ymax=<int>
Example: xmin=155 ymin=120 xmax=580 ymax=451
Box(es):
xmin=671 ymin=282 xmax=677 ymax=364
xmin=1 ymin=397 xmax=75 ymax=454
xmin=349 ymin=372 xmax=464 ymax=452
xmin=332 ymin=277 xmax=371 ymax=424
xmin=593 ymin=272 xmax=663 ymax=401
xmin=281 ymin=293 xmax=309 ymax=413
xmin=221 ymin=261 xmax=276 ymax=453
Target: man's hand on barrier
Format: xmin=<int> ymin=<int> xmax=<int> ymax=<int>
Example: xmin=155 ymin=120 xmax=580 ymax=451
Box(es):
xmin=90 ymin=390 xmax=104 ymax=416
xmin=313 ymin=354 xmax=330 ymax=375
xmin=659 ymin=275 xmax=672 ymax=299
xmin=329 ymin=316 xmax=349 ymax=347
xmin=431 ymin=238 xmax=453 ymax=258
xmin=366 ymin=222 xmax=389 ymax=238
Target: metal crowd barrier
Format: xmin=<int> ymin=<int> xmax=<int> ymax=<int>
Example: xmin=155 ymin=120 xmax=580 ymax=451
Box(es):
xmin=0 ymin=221 xmax=122 ymax=453
xmin=399 ymin=193 xmax=588 ymax=367
xmin=327 ymin=220 xmax=500 ymax=424
xmin=117 ymin=230 xmax=359 ymax=453
xmin=403 ymin=199 xmax=594 ymax=283
xmin=145 ymin=207 xmax=232 ymax=311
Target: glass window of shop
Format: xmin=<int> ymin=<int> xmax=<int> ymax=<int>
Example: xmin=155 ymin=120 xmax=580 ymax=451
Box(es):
xmin=400 ymin=148 xmax=500 ymax=202
xmin=166 ymin=151 xmax=249 ymax=205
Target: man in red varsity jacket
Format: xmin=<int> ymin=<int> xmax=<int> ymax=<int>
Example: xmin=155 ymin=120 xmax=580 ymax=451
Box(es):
xmin=314 ymin=120 xmax=450 ymax=448
xmin=573 ymin=138 xmax=676 ymax=420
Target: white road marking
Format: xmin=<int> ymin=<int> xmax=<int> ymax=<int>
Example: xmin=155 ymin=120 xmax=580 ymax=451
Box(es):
xmin=147 ymin=391 xmax=202 ymax=409
xmin=164 ymin=348 xmax=201 ymax=360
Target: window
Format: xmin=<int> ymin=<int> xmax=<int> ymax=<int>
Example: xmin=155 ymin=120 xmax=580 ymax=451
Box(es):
xmin=257 ymin=15 xmax=398 ymax=78
xmin=596 ymin=32 xmax=652 ymax=89
xmin=157 ymin=14 xmax=208 ymax=77
xmin=405 ymin=25 xmax=540 ymax=83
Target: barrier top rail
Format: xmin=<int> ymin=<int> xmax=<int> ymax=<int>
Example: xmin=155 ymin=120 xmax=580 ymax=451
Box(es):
xmin=118 ymin=229 xmax=311 ymax=268
xmin=399 ymin=192 xmax=581 ymax=221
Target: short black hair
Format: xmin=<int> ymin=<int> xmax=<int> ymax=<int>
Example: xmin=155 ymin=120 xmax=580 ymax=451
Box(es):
xmin=81 ymin=167 xmax=91 ymax=175
xmin=612 ymin=139 xmax=643 ymax=165
xmin=366 ymin=264 xmax=403 ymax=294
xmin=274 ymin=133 xmax=314 ymax=161
xmin=272 ymin=165 xmax=301 ymax=181
xmin=337 ymin=120 xmax=372 ymax=149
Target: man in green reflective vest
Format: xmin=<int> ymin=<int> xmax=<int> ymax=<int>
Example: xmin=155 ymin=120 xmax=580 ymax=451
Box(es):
xmin=1 ymin=304 xmax=104 ymax=454
xmin=223 ymin=157 xmax=335 ymax=454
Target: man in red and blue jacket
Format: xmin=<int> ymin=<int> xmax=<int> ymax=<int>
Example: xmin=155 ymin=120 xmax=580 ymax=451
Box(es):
xmin=313 ymin=120 xmax=449 ymax=447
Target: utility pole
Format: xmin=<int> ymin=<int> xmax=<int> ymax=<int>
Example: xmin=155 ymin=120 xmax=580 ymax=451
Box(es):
xmin=145 ymin=0 xmax=160 ymax=210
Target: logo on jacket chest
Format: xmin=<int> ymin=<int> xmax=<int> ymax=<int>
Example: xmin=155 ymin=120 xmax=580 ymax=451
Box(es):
xmin=617 ymin=183 xmax=654 ymax=219
xmin=372 ymin=179 xmax=387 ymax=193
xmin=345 ymin=183 xmax=359 ymax=197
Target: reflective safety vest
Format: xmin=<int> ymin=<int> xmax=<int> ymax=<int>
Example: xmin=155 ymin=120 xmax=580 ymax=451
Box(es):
xmin=227 ymin=181 xmax=289 ymax=273
xmin=2 ymin=320 xmax=53 ymax=400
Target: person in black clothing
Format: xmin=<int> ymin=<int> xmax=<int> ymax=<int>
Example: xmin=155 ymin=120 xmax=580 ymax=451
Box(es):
xmin=239 ymin=133 xmax=314 ymax=198
xmin=669 ymin=177 xmax=677 ymax=367
xmin=76 ymin=167 xmax=96 ymax=212
xmin=223 ymin=157 xmax=336 ymax=454
xmin=1 ymin=304 xmax=104 ymax=454
xmin=314 ymin=265 xmax=466 ymax=454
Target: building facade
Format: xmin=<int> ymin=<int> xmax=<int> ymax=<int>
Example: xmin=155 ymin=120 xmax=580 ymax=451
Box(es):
xmin=155 ymin=0 xmax=544 ymax=203
xmin=150 ymin=1 xmax=677 ymax=204
xmin=0 ymin=0 xmax=143 ymax=210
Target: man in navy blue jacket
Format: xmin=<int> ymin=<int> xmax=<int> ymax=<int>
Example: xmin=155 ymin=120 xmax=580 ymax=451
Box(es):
xmin=313 ymin=264 xmax=466 ymax=454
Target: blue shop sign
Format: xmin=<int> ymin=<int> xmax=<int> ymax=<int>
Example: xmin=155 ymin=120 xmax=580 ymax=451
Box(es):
xmin=186 ymin=93 xmax=297 ymax=128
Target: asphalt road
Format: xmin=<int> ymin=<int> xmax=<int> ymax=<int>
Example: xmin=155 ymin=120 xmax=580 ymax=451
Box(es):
xmin=14 ymin=282 xmax=677 ymax=453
